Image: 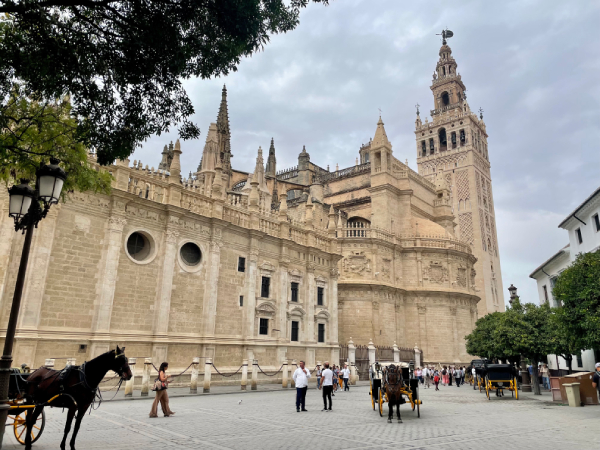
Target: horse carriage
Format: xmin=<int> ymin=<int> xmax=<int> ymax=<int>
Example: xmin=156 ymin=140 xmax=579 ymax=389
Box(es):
xmin=7 ymin=368 xmax=50 ymax=445
xmin=482 ymin=364 xmax=519 ymax=400
xmin=369 ymin=362 xmax=421 ymax=423
xmin=470 ymin=359 xmax=488 ymax=392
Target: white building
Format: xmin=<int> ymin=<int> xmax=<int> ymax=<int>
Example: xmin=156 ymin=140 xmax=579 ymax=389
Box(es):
xmin=529 ymin=186 xmax=600 ymax=373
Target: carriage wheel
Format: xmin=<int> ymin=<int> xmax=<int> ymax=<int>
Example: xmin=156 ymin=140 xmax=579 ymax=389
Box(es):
xmin=485 ymin=378 xmax=490 ymax=400
xmin=13 ymin=410 xmax=45 ymax=445
xmin=378 ymin=387 xmax=384 ymax=417
xmin=514 ymin=378 xmax=519 ymax=400
xmin=417 ymin=400 xmax=420 ymax=418
xmin=370 ymin=381 xmax=375 ymax=410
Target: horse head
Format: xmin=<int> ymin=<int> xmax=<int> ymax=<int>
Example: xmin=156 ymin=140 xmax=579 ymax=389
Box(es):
xmin=386 ymin=364 xmax=402 ymax=386
xmin=112 ymin=346 xmax=132 ymax=380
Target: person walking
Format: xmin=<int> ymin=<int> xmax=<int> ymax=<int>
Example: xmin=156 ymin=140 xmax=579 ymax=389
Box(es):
xmin=415 ymin=367 xmax=423 ymax=385
xmin=342 ymin=364 xmax=350 ymax=391
xmin=333 ymin=365 xmax=340 ymax=395
xmin=320 ymin=362 xmax=334 ymax=411
xmin=149 ymin=362 xmax=175 ymax=418
xmin=442 ymin=366 xmax=447 ymax=386
xmin=541 ymin=364 xmax=550 ymax=390
xmin=423 ymin=366 xmax=430 ymax=389
xmin=448 ymin=366 xmax=453 ymax=386
xmin=316 ymin=364 xmax=322 ymax=390
xmin=592 ymin=363 xmax=600 ymax=396
xmin=293 ymin=360 xmax=311 ymax=412
xmin=434 ymin=372 xmax=440 ymax=391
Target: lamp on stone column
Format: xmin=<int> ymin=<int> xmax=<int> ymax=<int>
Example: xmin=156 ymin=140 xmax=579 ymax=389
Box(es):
xmin=508 ymin=284 xmax=517 ymax=305
xmin=0 ymin=159 xmax=66 ymax=446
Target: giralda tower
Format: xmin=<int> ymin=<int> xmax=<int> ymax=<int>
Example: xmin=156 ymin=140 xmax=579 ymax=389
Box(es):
xmin=415 ymin=31 xmax=505 ymax=317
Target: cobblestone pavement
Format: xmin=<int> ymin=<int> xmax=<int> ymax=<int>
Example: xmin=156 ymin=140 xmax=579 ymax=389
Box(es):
xmin=4 ymin=383 xmax=597 ymax=450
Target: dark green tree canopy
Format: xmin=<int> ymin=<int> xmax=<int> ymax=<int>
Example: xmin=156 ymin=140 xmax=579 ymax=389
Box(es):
xmin=0 ymin=0 xmax=328 ymax=165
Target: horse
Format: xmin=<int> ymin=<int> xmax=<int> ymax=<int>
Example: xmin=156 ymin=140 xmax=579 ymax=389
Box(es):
xmin=23 ymin=346 xmax=132 ymax=450
xmin=383 ymin=364 xmax=405 ymax=424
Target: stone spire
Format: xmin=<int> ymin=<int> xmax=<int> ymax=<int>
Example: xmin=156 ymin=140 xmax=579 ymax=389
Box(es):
xmin=158 ymin=145 xmax=170 ymax=171
xmin=265 ymin=138 xmax=277 ymax=177
xmin=169 ymin=139 xmax=182 ymax=180
xmin=242 ymin=146 xmax=271 ymax=205
xmin=216 ymin=85 xmax=232 ymax=174
xmin=199 ymin=123 xmax=219 ymax=173
xmin=372 ymin=116 xmax=392 ymax=150
xmin=327 ymin=205 xmax=337 ymax=235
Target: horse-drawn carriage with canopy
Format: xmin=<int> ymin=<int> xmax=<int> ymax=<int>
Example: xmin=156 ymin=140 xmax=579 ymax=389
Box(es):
xmin=482 ymin=363 xmax=519 ymax=400
xmin=470 ymin=359 xmax=488 ymax=392
xmin=369 ymin=361 xmax=421 ymax=423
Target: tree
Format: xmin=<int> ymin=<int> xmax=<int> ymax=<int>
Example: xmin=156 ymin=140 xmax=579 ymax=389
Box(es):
xmin=1 ymin=88 xmax=112 ymax=195
xmin=465 ymin=312 xmax=505 ymax=361
xmin=553 ymin=250 xmax=600 ymax=351
xmin=0 ymin=0 xmax=329 ymax=165
xmin=550 ymin=307 xmax=585 ymax=374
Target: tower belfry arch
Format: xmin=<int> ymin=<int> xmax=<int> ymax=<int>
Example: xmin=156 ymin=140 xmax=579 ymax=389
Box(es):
xmin=414 ymin=32 xmax=505 ymax=316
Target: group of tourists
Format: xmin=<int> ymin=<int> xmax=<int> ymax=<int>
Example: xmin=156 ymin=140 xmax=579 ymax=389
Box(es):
xmin=414 ymin=366 xmax=468 ymax=391
xmin=293 ymin=361 xmax=350 ymax=412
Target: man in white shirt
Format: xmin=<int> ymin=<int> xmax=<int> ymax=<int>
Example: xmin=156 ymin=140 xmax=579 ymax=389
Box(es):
xmin=320 ymin=362 xmax=333 ymax=411
xmin=341 ymin=364 xmax=351 ymax=391
xmin=423 ymin=367 xmax=430 ymax=389
xmin=293 ymin=361 xmax=311 ymax=412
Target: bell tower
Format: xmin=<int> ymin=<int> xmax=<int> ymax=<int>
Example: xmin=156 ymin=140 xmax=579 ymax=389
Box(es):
xmin=415 ymin=30 xmax=505 ymax=316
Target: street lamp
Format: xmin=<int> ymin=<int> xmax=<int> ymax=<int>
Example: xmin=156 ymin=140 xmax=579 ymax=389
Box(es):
xmin=508 ymin=284 xmax=517 ymax=305
xmin=0 ymin=158 xmax=66 ymax=447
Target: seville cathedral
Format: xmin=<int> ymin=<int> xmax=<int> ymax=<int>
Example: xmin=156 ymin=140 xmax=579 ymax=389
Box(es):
xmin=0 ymin=39 xmax=503 ymax=371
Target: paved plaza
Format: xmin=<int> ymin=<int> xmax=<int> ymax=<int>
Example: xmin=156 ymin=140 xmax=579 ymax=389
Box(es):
xmin=4 ymin=383 xmax=597 ymax=450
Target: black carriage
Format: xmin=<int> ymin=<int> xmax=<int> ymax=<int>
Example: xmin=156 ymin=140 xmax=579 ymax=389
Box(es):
xmin=483 ymin=364 xmax=518 ymax=400
xmin=471 ymin=359 xmax=488 ymax=392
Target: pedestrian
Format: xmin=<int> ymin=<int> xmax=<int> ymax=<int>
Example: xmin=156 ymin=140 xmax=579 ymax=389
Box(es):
xmin=320 ymin=362 xmax=334 ymax=411
xmin=448 ymin=366 xmax=453 ymax=386
xmin=541 ymin=364 xmax=550 ymax=390
xmin=472 ymin=365 xmax=477 ymax=389
xmin=415 ymin=367 xmax=423 ymax=385
xmin=423 ymin=366 xmax=430 ymax=389
xmin=592 ymin=363 xmax=600 ymax=396
xmin=149 ymin=362 xmax=175 ymax=418
xmin=442 ymin=366 xmax=447 ymax=386
xmin=332 ymin=365 xmax=338 ymax=395
xmin=342 ymin=363 xmax=350 ymax=391
xmin=316 ymin=364 xmax=322 ymax=390
xmin=454 ymin=367 xmax=460 ymax=387
xmin=434 ymin=372 xmax=440 ymax=391
xmin=293 ymin=360 xmax=311 ymax=412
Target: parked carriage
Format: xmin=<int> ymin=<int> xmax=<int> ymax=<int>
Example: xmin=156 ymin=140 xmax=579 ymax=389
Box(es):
xmin=7 ymin=369 xmax=49 ymax=445
xmin=471 ymin=359 xmax=488 ymax=392
xmin=483 ymin=364 xmax=519 ymax=400
xmin=369 ymin=362 xmax=421 ymax=419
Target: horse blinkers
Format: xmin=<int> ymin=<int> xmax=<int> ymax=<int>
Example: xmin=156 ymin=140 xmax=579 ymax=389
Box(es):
xmin=114 ymin=347 xmax=132 ymax=380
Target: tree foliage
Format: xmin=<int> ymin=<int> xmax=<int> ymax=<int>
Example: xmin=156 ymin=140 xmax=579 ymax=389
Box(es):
xmin=0 ymin=0 xmax=328 ymax=165
xmin=553 ymin=250 xmax=600 ymax=350
xmin=1 ymin=88 xmax=112 ymax=195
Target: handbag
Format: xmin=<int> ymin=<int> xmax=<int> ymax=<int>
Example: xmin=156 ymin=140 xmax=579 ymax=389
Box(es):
xmin=152 ymin=378 xmax=166 ymax=391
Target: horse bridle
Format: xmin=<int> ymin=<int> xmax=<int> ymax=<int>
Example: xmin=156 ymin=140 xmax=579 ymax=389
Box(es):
xmin=385 ymin=366 xmax=402 ymax=387
xmin=114 ymin=350 xmax=128 ymax=378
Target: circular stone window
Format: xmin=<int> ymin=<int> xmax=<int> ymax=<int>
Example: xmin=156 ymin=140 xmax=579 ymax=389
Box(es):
xmin=180 ymin=242 xmax=202 ymax=266
xmin=127 ymin=232 xmax=151 ymax=261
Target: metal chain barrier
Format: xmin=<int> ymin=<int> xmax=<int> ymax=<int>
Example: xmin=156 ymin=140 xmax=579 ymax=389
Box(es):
xmin=212 ymin=363 xmax=244 ymax=378
xmin=152 ymin=362 xmax=194 ymax=378
xmin=256 ymin=363 xmax=284 ymax=377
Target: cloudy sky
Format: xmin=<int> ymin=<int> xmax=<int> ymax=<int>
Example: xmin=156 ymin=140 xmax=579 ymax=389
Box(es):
xmin=133 ymin=0 xmax=600 ymax=306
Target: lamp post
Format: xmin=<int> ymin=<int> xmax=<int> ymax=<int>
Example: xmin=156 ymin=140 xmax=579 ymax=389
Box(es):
xmin=0 ymin=158 xmax=66 ymax=447
xmin=507 ymin=284 xmax=532 ymax=393
xmin=508 ymin=284 xmax=517 ymax=305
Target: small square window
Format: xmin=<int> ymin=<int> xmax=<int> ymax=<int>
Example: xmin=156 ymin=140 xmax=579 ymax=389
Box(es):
xmin=238 ymin=257 xmax=246 ymax=272
xmin=239 ymin=295 xmax=244 ymax=307
xmin=318 ymin=323 xmax=325 ymax=343
xmin=576 ymin=228 xmax=583 ymax=245
xmin=259 ymin=318 xmax=269 ymax=335
xmin=593 ymin=214 xmax=600 ymax=232
xmin=317 ymin=287 xmax=324 ymax=306
xmin=291 ymin=321 xmax=299 ymax=342
xmin=261 ymin=277 xmax=270 ymax=298
xmin=78 ymin=344 xmax=87 ymax=353
xmin=291 ymin=282 xmax=299 ymax=302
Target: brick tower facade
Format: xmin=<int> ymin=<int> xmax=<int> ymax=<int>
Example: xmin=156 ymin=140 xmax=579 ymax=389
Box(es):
xmin=415 ymin=38 xmax=505 ymax=316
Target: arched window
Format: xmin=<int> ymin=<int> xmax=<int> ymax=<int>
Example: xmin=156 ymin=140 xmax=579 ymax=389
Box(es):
xmin=421 ymin=141 xmax=426 ymax=157
xmin=429 ymin=138 xmax=435 ymax=155
xmin=438 ymin=128 xmax=447 ymax=152
xmin=346 ymin=217 xmax=370 ymax=237
xmin=451 ymin=131 xmax=457 ymax=149
xmin=441 ymin=91 xmax=450 ymax=106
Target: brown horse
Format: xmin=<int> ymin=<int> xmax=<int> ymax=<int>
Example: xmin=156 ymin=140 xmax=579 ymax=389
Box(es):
xmin=23 ymin=346 xmax=132 ymax=450
xmin=383 ymin=364 xmax=405 ymax=424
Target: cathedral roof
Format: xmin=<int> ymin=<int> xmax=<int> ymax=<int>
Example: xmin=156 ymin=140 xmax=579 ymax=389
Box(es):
xmin=372 ymin=116 xmax=391 ymax=148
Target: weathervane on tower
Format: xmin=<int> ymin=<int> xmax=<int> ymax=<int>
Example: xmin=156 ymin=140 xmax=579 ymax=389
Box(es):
xmin=479 ymin=107 xmax=484 ymax=120
xmin=436 ymin=29 xmax=454 ymax=45
xmin=415 ymin=103 xmax=420 ymax=116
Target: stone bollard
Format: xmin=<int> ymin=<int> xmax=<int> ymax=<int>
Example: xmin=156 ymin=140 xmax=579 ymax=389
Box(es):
xmin=66 ymin=357 xmax=77 ymax=368
xmin=414 ymin=344 xmax=421 ymax=368
xmin=190 ymin=357 xmax=200 ymax=394
xmin=125 ymin=358 xmax=136 ymax=397
xmin=241 ymin=359 xmax=248 ymax=391
xmin=290 ymin=360 xmax=297 ymax=388
xmin=393 ymin=342 xmax=400 ymax=363
xmin=281 ymin=360 xmax=288 ymax=389
xmin=350 ymin=362 xmax=357 ymax=385
xmin=141 ymin=358 xmax=151 ymax=397
xmin=203 ymin=358 xmax=212 ymax=393
xmin=348 ymin=338 xmax=356 ymax=385
xmin=44 ymin=359 xmax=55 ymax=369
xmin=251 ymin=359 xmax=258 ymax=391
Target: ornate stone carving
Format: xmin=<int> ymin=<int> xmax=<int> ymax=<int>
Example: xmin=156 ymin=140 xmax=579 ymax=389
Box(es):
xmin=166 ymin=229 xmax=179 ymax=244
xmin=449 ymin=306 xmax=457 ymax=315
xmin=423 ymin=261 xmax=448 ymax=284
xmin=260 ymin=261 xmax=276 ymax=274
xmin=330 ymin=267 xmax=340 ymax=279
xmin=381 ymin=258 xmax=391 ymax=281
xmin=417 ymin=305 xmax=427 ymax=314
xmin=256 ymin=301 xmax=276 ymax=317
xmin=470 ymin=268 xmax=477 ymax=289
xmin=107 ymin=216 xmax=127 ymax=231
xmin=342 ymin=251 xmax=371 ymax=275
xmin=372 ymin=301 xmax=380 ymax=310
xmin=456 ymin=266 xmax=467 ymax=288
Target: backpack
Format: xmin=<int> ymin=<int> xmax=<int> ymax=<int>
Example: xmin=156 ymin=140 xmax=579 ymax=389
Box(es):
xmin=442 ymin=369 xmax=446 ymax=375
